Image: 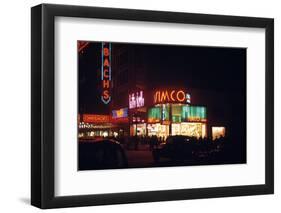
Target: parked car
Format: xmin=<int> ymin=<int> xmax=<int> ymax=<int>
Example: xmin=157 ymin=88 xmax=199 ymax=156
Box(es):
xmin=152 ymin=135 xmax=192 ymax=163
xmin=78 ymin=139 xmax=128 ymax=170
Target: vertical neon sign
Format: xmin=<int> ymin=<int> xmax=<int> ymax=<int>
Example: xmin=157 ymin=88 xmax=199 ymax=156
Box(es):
xmin=101 ymin=42 xmax=111 ymax=104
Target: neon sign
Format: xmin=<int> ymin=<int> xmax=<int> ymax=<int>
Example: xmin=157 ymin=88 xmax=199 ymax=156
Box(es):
xmin=129 ymin=91 xmax=144 ymax=109
xmin=78 ymin=41 xmax=89 ymax=53
xmin=153 ymin=90 xmax=191 ymax=104
xmin=101 ymin=42 xmax=111 ymax=104
xmin=82 ymin=114 xmax=110 ymax=123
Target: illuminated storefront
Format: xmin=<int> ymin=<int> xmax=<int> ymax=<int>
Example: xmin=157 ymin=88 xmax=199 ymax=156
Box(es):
xmin=147 ymin=123 xmax=169 ymax=138
xmin=80 ymin=88 xmax=224 ymax=140
xmin=147 ymin=103 xmax=207 ymax=138
xmin=78 ymin=114 xmax=113 ymax=138
xmin=78 ymin=111 xmax=129 ymax=139
xmin=172 ymin=123 xmax=207 ymax=138
xmin=126 ymin=89 xmax=208 ymax=138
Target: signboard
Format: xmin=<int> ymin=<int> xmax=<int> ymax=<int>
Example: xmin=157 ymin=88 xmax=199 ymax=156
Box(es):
xmin=111 ymin=108 xmax=129 ymax=123
xmin=112 ymin=108 xmax=128 ymax=119
xmin=82 ymin=114 xmax=110 ymax=123
xmin=129 ymin=90 xmax=144 ymax=109
xmin=101 ymin=42 xmax=112 ymax=104
xmin=153 ymin=90 xmax=191 ymax=104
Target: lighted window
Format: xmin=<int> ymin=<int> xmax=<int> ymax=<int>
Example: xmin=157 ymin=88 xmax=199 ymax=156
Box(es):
xmin=212 ymin=127 xmax=226 ymax=140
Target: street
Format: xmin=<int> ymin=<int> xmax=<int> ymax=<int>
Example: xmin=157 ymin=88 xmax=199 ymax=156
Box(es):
xmin=124 ymin=144 xmax=154 ymax=168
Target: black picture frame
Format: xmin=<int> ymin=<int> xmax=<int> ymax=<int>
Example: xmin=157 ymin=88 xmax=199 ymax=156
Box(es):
xmin=31 ymin=3 xmax=274 ymax=209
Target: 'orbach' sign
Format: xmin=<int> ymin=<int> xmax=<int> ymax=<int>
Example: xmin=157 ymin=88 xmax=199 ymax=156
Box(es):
xmin=153 ymin=89 xmax=191 ymax=104
xmin=101 ymin=42 xmax=111 ymax=104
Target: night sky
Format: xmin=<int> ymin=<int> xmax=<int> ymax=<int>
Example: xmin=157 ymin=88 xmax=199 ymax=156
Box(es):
xmin=147 ymin=44 xmax=246 ymax=91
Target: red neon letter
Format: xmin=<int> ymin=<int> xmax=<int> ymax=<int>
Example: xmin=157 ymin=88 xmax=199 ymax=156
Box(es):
xmin=103 ymin=90 xmax=110 ymax=99
xmin=103 ymin=47 xmax=109 ymax=56
xmin=104 ymin=69 xmax=109 ymax=78
xmin=154 ymin=91 xmax=160 ymax=103
xmin=161 ymin=90 xmax=170 ymax=102
xmin=170 ymin=90 xmax=176 ymax=101
xmin=176 ymin=90 xmax=185 ymax=102
xmin=104 ymin=58 xmax=110 ymax=67
xmin=103 ymin=80 xmax=110 ymax=89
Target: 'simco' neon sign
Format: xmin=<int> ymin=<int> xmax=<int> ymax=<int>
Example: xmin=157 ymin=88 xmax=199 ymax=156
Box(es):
xmin=129 ymin=91 xmax=144 ymax=109
xmin=101 ymin=42 xmax=111 ymax=104
xmin=154 ymin=90 xmax=191 ymax=104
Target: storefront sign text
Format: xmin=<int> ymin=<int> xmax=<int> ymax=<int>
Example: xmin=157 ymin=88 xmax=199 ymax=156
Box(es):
xmin=101 ymin=42 xmax=111 ymax=104
xmin=153 ymin=90 xmax=191 ymax=104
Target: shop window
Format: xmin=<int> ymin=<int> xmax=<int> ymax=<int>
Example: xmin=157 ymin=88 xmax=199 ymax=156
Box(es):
xmin=212 ymin=127 xmax=226 ymax=140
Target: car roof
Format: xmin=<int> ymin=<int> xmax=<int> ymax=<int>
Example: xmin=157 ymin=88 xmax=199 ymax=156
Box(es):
xmin=80 ymin=138 xmax=120 ymax=145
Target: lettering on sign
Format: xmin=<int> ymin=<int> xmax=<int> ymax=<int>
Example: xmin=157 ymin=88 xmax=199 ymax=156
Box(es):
xmin=83 ymin=114 xmax=110 ymax=123
xmin=129 ymin=91 xmax=144 ymax=109
xmin=101 ymin=43 xmax=112 ymax=104
xmin=154 ymin=90 xmax=191 ymax=104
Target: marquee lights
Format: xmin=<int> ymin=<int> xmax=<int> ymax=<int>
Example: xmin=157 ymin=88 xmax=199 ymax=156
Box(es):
xmin=154 ymin=90 xmax=191 ymax=104
xmin=101 ymin=42 xmax=112 ymax=104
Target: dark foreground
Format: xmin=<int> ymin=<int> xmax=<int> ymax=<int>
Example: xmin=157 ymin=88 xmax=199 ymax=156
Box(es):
xmin=78 ymin=136 xmax=246 ymax=171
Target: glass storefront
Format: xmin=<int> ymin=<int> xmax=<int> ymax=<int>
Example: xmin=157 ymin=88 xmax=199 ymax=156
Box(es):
xmin=180 ymin=122 xmax=206 ymax=138
xmin=146 ymin=104 xmax=207 ymax=138
xmin=147 ymin=123 xmax=169 ymax=138
xmin=126 ymin=103 xmax=209 ymax=138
